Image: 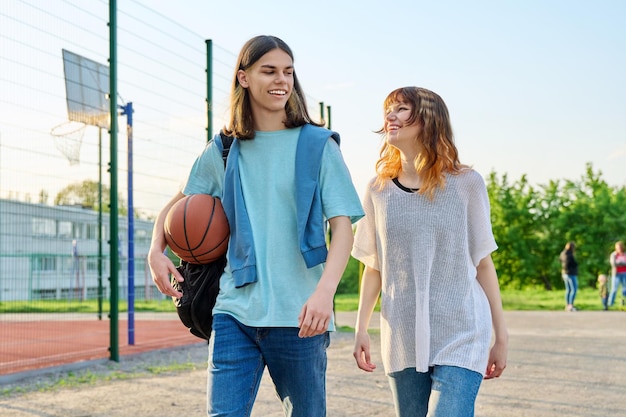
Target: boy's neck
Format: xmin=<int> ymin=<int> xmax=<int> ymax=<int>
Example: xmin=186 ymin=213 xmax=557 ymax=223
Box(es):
xmin=252 ymin=108 xmax=288 ymax=131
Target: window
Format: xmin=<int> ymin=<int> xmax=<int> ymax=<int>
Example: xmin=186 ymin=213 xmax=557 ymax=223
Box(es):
xmin=58 ymin=221 xmax=72 ymax=238
xmin=86 ymin=224 xmax=105 ymax=240
xmin=60 ymin=256 xmax=75 ymax=273
xmin=33 ymin=256 xmax=57 ymax=272
xmin=86 ymin=258 xmax=100 ymax=272
xmin=32 ymin=289 xmax=57 ymax=300
xmin=73 ymin=222 xmax=84 ymax=238
xmin=32 ymin=218 xmax=56 ymax=236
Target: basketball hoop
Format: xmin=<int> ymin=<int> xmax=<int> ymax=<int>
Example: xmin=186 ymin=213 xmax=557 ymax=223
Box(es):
xmin=50 ymin=120 xmax=87 ymax=165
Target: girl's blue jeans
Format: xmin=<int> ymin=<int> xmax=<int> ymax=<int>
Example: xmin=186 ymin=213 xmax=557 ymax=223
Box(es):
xmin=609 ymin=273 xmax=626 ymax=306
xmin=562 ymin=273 xmax=578 ymax=305
xmin=207 ymin=313 xmax=330 ymax=417
xmin=388 ymin=365 xmax=483 ymax=417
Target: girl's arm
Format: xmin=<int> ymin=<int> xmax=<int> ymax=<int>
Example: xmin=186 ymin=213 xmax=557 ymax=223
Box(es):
xmin=476 ymin=254 xmax=508 ymax=379
xmin=353 ymin=265 xmax=381 ymax=372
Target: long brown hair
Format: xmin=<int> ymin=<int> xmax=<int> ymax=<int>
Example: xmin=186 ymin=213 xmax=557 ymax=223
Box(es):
xmin=374 ymin=87 xmax=466 ymax=198
xmin=223 ymin=35 xmax=322 ymax=139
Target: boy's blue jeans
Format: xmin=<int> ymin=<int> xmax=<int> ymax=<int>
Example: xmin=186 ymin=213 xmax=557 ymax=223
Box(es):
xmin=388 ymin=365 xmax=483 ymax=417
xmin=207 ymin=313 xmax=330 ymax=417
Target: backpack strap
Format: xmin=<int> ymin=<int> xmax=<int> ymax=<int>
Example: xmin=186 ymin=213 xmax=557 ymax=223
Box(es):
xmin=218 ymin=131 xmax=234 ymax=168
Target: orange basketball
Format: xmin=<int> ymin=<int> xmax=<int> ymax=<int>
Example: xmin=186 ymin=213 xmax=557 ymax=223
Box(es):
xmin=164 ymin=194 xmax=230 ymax=264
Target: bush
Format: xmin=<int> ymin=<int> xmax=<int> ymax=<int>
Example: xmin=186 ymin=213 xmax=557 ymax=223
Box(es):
xmin=337 ymin=256 xmax=361 ymax=294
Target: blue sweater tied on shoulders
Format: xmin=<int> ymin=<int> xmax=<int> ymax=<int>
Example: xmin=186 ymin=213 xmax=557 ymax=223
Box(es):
xmin=218 ymin=124 xmax=340 ymax=288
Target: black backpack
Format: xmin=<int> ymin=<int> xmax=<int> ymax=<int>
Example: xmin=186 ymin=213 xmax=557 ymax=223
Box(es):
xmin=170 ymin=132 xmax=233 ymax=341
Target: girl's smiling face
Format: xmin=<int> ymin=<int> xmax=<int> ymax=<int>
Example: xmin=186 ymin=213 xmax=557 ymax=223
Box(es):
xmin=384 ymin=100 xmax=422 ymax=150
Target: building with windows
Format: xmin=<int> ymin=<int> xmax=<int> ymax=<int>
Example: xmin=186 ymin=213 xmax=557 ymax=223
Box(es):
xmin=0 ymin=198 xmax=155 ymax=302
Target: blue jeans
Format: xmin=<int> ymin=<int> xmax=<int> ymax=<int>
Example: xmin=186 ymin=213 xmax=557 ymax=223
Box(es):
xmin=609 ymin=273 xmax=626 ymax=306
xmin=207 ymin=313 xmax=330 ymax=417
xmin=562 ymin=274 xmax=578 ymax=305
xmin=388 ymin=365 xmax=483 ymax=417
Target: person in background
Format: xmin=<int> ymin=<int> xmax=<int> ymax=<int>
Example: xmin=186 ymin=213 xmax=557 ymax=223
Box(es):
xmin=608 ymin=241 xmax=626 ymax=309
xmin=351 ymin=86 xmax=508 ymax=417
xmin=598 ymin=274 xmax=609 ymax=311
xmin=148 ymin=35 xmax=364 ymax=417
xmin=559 ymin=241 xmax=578 ymax=312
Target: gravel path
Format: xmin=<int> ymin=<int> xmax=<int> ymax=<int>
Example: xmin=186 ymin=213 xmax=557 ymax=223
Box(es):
xmin=1 ymin=310 xmax=625 ymax=416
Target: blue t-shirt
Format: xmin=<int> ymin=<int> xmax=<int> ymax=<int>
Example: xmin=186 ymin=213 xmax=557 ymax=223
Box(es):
xmin=183 ymin=127 xmax=364 ymax=328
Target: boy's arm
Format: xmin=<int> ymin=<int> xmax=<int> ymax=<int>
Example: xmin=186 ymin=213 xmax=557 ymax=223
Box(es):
xmin=298 ymin=215 xmax=353 ymax=338
xmin=147 ymin=191 xmax=186 ymax=298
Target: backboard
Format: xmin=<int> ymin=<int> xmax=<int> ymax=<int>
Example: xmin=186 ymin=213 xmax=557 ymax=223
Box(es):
xmin=62 ymin=49 xmax=110 ymax=129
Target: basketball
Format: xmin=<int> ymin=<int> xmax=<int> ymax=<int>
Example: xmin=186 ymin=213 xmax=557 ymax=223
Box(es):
xmin=164 ymin=194 xmax=230 ymax=264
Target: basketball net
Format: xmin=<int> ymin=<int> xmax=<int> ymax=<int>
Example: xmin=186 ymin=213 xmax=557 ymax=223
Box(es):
xmin=50 ymin=121 xmax=87 ymax=166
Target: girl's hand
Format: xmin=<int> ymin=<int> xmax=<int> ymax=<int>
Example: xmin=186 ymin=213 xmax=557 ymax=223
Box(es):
xmin=484 ymin=339 xmax=507 ymax=379
xmin=353 ymin=331 xmax=377 ymax=372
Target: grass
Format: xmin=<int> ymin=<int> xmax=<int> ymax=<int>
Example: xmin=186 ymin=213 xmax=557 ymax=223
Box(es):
xmin=0 ymin=298 xmax=177 ymax=314
xmin=0 ymin=351 xmax=205 ymax=398
xmin=336 ymin=287 xmax=607 ymax=312
xmin=499 ymin=287 xmax=604 ymax=311
xmin=1 ymin=287 xmax=609 ymax=314
xmin=0 ymin=365 xmax=203 ymax=397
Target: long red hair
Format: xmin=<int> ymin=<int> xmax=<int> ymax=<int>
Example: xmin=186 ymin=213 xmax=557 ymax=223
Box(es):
xmin=374 ymin=87 xmax=466 ymax=198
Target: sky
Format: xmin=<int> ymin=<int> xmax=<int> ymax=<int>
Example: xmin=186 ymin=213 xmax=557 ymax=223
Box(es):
xmin=1 ymin=0 xmax=625 ymax=213
xmin=149 ymin=0 xmax=625 ymax=187
xmin=149 ymin=0 xmax=626 ymax=197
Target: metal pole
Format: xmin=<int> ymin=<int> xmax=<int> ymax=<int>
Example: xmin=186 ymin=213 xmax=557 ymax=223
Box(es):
xmin=327 ymin=105 xmax=332 ymax=130
xmin=121 ymin=102 xmax=134 ymax=345
xmin=319 ymin=102 xmax=324 ymax=127
xmin=108 ymin=0 xmax=119 ymax=362
xmin=0 ymin=132 xmax=3 ymax=303
xmin=206 ymin=39 xmax=213 ymax=141
xmin=98 ymin=127 xmax=103 ymax=320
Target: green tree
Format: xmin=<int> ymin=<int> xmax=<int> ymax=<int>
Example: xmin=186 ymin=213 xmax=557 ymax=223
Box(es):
xmin=55 ymin=179 xmax=127 ymax=215
xmin=534 ymin=179 xmax=570 ymax=290
xmin=552 ymin=164 xmax=626 ymax=287
xmin=487 ymin=172 xmax=545 ymax=288
xmin=489 ymin=162 xmax=626 ymax=291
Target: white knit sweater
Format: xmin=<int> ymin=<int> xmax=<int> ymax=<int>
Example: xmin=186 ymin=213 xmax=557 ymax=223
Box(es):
xmin=352 ymin=169 xmax=497 ymax=376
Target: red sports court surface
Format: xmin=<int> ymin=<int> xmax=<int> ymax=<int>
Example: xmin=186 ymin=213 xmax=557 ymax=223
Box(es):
xmin=0 ymin=312 xmax=203 ymax=377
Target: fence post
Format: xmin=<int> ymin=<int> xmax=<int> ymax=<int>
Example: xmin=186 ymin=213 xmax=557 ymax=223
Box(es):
xmin=108 ymin=0 xmax=119 ymax=362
